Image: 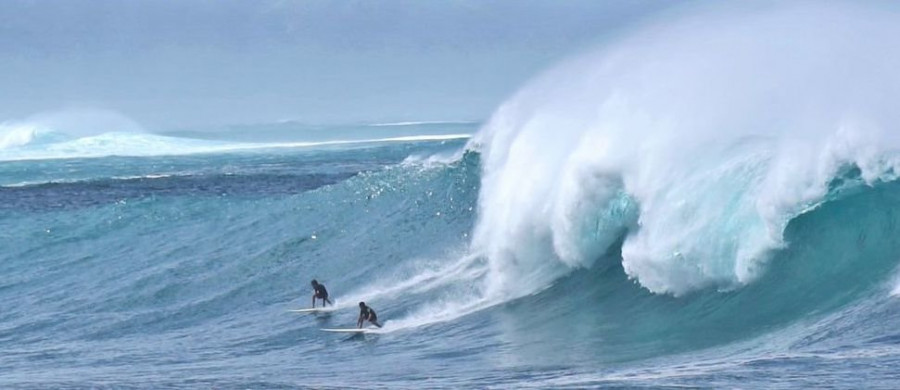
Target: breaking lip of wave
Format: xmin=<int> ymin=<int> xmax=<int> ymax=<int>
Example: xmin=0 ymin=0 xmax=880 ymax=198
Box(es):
xmin=0 ymin=131 xmax=472 ymax=162
xmin=0 ymin=124 xmax=38 ymax=149
xmin=466 ymin=2 xmax=900 ymax=299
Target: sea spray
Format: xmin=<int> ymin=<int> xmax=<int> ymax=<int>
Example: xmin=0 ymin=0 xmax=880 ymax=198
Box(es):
xmin=469 ymin=2 xmax=900 ymax=296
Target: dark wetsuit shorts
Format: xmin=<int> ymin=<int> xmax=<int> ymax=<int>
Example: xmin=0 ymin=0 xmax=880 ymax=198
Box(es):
xmin=361 ymin=307 xmax=377 ymax=322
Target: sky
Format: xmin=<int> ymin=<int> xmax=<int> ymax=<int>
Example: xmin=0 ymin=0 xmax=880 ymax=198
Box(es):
xmin=0 ymin=0 xmax=682 ymax=131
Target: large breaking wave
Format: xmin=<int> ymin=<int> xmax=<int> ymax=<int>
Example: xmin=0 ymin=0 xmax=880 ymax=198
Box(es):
xmin=467 ymin=2 xmax=900 ymax=299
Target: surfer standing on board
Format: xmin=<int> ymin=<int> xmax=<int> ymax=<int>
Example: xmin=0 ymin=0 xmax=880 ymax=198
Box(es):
xmin=358 ymin=302 xmax=382 ymax=328
xmin=311 ymin=280 xmax=332 ymax=308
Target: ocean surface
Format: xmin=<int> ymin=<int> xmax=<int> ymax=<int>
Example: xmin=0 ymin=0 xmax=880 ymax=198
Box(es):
xmin=5 ymin=3 xmax=900 ymax=389
xmin=2 ymin=118 xmax=900 ymax=389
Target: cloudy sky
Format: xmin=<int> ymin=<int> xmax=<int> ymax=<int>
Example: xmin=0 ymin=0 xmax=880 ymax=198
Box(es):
xmin=0 ymin=0 xmax=691 ymax=130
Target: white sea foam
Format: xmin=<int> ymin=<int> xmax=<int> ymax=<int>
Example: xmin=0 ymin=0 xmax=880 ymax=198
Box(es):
xmin=0 ymin=131 xmax=472 ymax=162
xmin=0 ymin=123 xmax=38 ymax=149
xmin=469 ymin=3 xmax=900 ymax=297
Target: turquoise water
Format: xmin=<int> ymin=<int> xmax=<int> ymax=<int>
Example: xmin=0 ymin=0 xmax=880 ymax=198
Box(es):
xmin=2 ymin=123 xmax=900 ymax=388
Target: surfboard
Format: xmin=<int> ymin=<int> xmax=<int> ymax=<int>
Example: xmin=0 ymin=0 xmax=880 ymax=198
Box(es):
xmin=321 ymin=327 xmax=379 ymax=334
xmin=288 ymin=307 xmax=335 ymax=313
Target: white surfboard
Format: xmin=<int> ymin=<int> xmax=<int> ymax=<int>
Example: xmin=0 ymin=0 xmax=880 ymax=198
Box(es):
xmin=288 ymin=307 xmax=336 ymax=313
xmin=321 ymin=327 xmax=380 ymax=334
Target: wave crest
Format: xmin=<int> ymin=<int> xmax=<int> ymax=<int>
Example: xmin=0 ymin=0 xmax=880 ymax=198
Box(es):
xmin=0 ymin=123 xmax=38 ymax=149
xmin=471 ymin=2 xmax=900 ymax=297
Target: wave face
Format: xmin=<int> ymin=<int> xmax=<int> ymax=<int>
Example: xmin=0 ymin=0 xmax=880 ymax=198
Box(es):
xmin=469 ymin=2 xmax=900 ymax=298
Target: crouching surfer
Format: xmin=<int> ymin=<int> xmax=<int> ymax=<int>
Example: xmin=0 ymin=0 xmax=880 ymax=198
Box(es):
xmin=358 ymin=302 xmax=382 ymax=328
xmin=311 ymin=279 xmax=333 ymax=308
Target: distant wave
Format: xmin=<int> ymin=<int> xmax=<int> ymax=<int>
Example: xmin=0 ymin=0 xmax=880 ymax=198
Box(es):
xmin=0 ymin=132 xmax=472 ymax=162
xmin=0 ymin=123 xmax=38 ymax=149
xmin=0 ymin=109 xmax=144 ymax=151
xmin=369 ymin=120 xmax=478 ymax=127
xmin=284 ymin=133 xmax=471 ymax=144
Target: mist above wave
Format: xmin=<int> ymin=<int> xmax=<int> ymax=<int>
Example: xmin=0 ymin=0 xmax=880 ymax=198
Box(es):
xmin=470 ymin=2 xmax=900 ymax=297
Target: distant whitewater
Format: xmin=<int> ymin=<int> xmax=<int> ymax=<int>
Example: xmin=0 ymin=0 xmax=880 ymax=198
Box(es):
xmin=0 ymin=120 xmax=472 ymax=162
xmin=4 ymin=3 xmax=900 ymax=389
